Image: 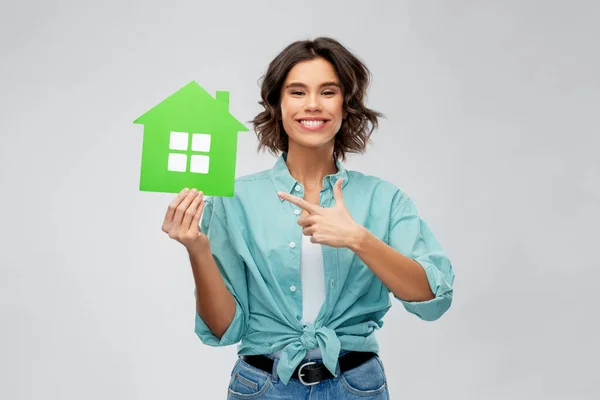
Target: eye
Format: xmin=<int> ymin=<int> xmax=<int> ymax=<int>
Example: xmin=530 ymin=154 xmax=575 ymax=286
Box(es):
xmin=291 ymin=91 xmax=304 ymax=96
xmin=322 ymin=91 xmax=335 ymax=95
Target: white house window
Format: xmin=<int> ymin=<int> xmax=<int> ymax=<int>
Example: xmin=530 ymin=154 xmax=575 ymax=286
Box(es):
xmin=169 ymin=131 xmax=189 ymax=151
xmin=191 ymin=133 xmax=211 ymax=152
xmin=168 ymin=131 xmax=212 ymax=174
xmin=168 ymin=153 xmax=187 ymax=172
xmin=190 ymin=154 xmax=210 ymax=174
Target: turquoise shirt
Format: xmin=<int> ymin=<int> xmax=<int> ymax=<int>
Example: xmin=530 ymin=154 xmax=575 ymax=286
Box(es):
xmin=194 ymin=153 xmax=455 ymax=385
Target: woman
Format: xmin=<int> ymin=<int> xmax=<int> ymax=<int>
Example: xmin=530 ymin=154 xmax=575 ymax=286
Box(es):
xmin=162 ymin=37 xmax=455 ymax=399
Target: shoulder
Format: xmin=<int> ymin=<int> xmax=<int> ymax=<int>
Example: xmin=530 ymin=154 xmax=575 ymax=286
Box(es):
xmin=346 ymin=169 xmax=409 ymax=204
xmin=344 ymin=169 xmax=417 ymax=221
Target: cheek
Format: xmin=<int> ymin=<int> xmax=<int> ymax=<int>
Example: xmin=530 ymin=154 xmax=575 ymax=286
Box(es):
xmin=328 ymin=99 xmax=344 ymax=118
xmin=280 ymin=100 xmax=297 ymax=121
xmin=279 ymin=104 xmax=297 ymax=134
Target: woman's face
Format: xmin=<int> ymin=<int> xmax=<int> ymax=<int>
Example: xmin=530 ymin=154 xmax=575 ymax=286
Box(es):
xmin=279 ymin=57 xmax=345 ymax=153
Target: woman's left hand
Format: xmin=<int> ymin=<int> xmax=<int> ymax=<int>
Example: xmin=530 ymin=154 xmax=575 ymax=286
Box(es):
xmin=277 ymin=179 xmax=366 ymax=248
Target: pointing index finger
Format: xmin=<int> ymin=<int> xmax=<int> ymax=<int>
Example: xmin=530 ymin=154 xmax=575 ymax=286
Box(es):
xmin=277 ymin=191 xmax=320 ymax=214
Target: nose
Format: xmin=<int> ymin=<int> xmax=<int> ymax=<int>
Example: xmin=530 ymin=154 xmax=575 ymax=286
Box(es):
xmin=303 ymin=93 xmax=322 ymax=112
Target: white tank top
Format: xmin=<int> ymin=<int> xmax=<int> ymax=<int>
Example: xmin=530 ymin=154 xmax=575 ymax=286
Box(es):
xmin=267 ymin=234 xmax=325 ymax=359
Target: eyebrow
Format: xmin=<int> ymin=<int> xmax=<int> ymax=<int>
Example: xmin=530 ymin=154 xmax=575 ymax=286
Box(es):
xmin=284 ymin=81 xmax=341 ymax=89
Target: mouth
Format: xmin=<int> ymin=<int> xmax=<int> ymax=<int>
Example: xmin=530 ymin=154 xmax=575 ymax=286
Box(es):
xmin=296 ymin=118 xmax=329 ymax=131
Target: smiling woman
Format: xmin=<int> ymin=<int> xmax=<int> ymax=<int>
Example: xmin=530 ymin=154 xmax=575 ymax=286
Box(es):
xmin=163 ymin=36 xmax=455 ymax=400
xmin=280 ymin=59 xmax=345 ymax=152
xmin=252 ymin=37 xmax=383 ymax=161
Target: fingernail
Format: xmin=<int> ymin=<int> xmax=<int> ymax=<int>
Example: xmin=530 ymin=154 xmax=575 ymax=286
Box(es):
xmin=191 ymin=188 xmax=198 ymax=194
xmin=183 ymin=188 xmax=189 ymax=193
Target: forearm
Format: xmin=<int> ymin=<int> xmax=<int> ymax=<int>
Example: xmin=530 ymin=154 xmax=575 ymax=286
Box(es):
xmin=347 ymin=227 xmax=435 ymax=302
xmin=189 ymin=245 xmax=236 ymax=339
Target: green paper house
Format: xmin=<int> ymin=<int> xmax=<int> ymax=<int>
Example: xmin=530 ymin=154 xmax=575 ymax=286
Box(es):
xmin=134 ymin=81 xmax=248 ymax=196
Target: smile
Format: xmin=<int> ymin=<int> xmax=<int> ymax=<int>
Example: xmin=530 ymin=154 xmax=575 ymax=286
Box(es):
xmin=299 ymin=120 xmax=326 ymax=126
xmin=296 ymin=119 xmax=329 ymax=132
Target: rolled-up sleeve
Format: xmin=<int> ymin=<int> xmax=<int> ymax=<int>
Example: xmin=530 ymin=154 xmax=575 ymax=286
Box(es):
xmin=388 ymin=192 xmax=455 ymax=321
xmin=193 ymin=197 xmax=249 ymax=346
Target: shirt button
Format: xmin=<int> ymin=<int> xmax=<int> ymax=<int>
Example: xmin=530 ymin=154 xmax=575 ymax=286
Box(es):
xmin=294 ymin=209 xmax=300 ymax=215
xmin=330 ymin=279 xmax=335 ymax=288
xmin=295 ymin=185 xmax=301 ymax=191
xmin=290 ymin=285 xmax=296 ymax=292
xmin=289 ymin=241 xmax=296 ymax=248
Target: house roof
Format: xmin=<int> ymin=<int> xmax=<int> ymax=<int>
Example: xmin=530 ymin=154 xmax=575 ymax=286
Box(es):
xmin=134 ymin=81 xmax=249 ymax=133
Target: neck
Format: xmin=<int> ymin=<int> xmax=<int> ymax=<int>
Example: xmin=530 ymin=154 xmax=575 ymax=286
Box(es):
xmin=285 ymin=144 xmax=338 ymax=191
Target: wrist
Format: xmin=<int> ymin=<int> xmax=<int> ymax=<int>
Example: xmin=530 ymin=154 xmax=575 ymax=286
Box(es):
xmin=187 ymin=239 xmax=211 ymax=259
xmin=346 ymin=224 xmax=370 ymax=253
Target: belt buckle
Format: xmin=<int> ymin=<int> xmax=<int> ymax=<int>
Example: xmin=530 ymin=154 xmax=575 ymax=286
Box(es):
xmin=298 ymin=361 xmax=319 ymax=386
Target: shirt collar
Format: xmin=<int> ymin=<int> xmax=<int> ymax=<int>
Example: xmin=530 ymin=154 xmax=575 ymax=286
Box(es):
xmin=270 ymin=152 xmax=349 ymax=195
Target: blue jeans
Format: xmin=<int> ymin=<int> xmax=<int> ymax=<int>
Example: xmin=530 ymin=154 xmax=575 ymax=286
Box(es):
xmin=226 ymin=351 xmax=390 ymax=399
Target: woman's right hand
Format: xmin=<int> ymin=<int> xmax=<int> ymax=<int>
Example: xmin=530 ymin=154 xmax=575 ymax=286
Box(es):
xmin=162 ymin=188 xmax=209 ymax=255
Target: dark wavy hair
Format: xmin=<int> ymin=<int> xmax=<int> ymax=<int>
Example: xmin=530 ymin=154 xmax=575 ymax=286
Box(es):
xmin=252 ymin=37 xmax=383 ymax=161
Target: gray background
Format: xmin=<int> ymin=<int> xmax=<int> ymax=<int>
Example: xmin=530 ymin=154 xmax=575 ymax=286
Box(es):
xmin=1 ymin=0 xmax=598 ymax=399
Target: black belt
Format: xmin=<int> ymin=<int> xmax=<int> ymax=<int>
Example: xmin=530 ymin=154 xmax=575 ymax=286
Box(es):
xmin=240 ymin=351 xmax=376 ymax=386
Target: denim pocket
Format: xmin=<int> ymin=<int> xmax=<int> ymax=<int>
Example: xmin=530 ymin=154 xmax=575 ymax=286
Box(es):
xmin=227 ymin=359 xmax=273 ymax=399
xmin=340 ymin=355 xmax=388 ymax=397
xmin=233 ymin=372 xmax=258 ymax=391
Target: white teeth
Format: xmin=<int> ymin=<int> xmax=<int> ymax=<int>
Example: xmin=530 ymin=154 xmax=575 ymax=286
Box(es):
xmin=300 ymin=120 xmax=325 ymax=126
